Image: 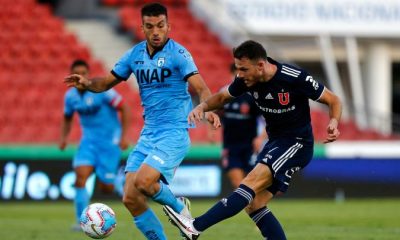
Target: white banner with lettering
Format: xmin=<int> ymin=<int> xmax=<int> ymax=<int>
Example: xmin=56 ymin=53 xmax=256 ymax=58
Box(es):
xmin=224 ymin=0 xmax=400 ymax=36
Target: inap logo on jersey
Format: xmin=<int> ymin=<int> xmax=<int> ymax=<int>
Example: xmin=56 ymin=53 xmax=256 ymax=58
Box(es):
xmin=278 ymin=92 xmax=290 ymax=105
xmin=157 ymin=57 xmax=165 ymax=67
xmin=135 ymin=68 xmax=172 ymax=84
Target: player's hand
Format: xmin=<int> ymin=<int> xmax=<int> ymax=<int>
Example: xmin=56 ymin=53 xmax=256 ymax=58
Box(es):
xmin=59 ymin=140 xmax=67 ymax=150
xmin=323 ymin=119 xmax=340 ymax=144
xmin=188 ymin=104 xmax=206 ymax=124
xmin=205 ymin=112 xmax=221 ymax=129
xmin=64 ymin=74 xmax=91 ymax=90
xmin=119 ymin=137 xmax=130 ymax=150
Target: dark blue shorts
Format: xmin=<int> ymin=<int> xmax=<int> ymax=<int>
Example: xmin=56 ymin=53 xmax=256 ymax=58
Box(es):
xmin=257 ymin=137 xmax=314 ymax=194
xmin=222 ymin=144 xmax=255 ymax=173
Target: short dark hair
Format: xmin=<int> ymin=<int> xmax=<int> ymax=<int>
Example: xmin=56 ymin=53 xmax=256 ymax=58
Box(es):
xmin=70 ymin=59 xmax=89 ymax=71
xmin=229 ymin=63 xmax=236 ymax=73
xmin=141 ymin=2 xmax=168 ymax=19
xmin=233 ymin=40 xmax=267 ymax=61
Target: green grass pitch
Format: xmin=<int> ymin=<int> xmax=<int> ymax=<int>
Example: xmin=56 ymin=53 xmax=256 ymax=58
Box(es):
xmin=1 ymin=199 xmax=399 ymax=239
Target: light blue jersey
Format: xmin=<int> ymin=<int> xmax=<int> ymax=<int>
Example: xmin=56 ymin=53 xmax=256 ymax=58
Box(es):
xmin=64 ymin=88 xmax=123 ymax=184
xmin=111 ymin=39 xmax=198 ymax=129
xmin=112 ymin=39 xmax=197 ymax=183
xmin=64 ymin=88 xmax=122 ymax=144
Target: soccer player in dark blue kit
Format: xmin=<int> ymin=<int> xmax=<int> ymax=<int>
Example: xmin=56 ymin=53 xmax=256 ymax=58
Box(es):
xmin=221 ymin=63 xmax=266 ymax=188
xmin=164 ymin=40 xmax=342 ymax=240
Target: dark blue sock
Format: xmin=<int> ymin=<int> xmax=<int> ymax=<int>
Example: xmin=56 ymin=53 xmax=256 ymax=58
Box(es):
xmin=249 ymin=207 xmax=286 ymax=240
xmin=193 ymin=184 xmax=255 ymax=231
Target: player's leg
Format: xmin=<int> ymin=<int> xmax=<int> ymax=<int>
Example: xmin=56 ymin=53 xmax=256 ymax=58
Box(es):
xmin=222 ymin=146 xmax=247 ymax=188
xmin=72 ymin=143 xmax=95 ymax=227
xmin=164 ymin=162 xmax=273 ymax=240
xmin=194 ymin=163 xmax=273 ymax=231
xmin=246 ymin=190 xmax=286 ymax=240
xmin=123 ymin=171 xmax=166 ymax=240
xmin=244 ymin=137 xmax=314 ymax=240
xmin=226 ymin=168 xmax=246 ymax=188
xmin=73 ymin=165 xmax=93 ymax=226
xmin=137 ymin=128 xmax=191 ymax=215
xmin=96 ymin=143 xmax=122 ymax=194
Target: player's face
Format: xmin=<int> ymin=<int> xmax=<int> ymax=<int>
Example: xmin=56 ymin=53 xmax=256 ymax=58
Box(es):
xmin=142 ymin=15 xmax=170 ymax=51
xmin=71 ymin=65 xmax=89 ymax=90
xmin=71 ymin=65 xmax=89 ymax=78
xmin=234 ymin=57 xmax=264 ymax=87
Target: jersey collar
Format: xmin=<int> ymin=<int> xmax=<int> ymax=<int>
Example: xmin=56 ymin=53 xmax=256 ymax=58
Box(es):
xmin=146 ymin=38 xmax=170 ymax=59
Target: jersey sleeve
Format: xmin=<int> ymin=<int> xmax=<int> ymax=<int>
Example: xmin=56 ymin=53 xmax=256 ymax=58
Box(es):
xmin=63 ymin=93 xmax=74 ymax=117
xmin=227 ymin=77 xmax=247 ymax=97
xmin=174 ymin=47 xmax=199 ymax=80
xmin=104 ymin=89 xmax=123 ymax=109
xmin=111 ymin=48 xmax=134 ymax=81
xmin=296 ymin=71 xmax=326 ymax=101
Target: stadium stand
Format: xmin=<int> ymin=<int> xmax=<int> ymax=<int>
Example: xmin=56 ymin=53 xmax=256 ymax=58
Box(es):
xmin=0 ymin=0 xmax=141 ymax=143
xmin=0 ymin=0 xmax=396 ymax=144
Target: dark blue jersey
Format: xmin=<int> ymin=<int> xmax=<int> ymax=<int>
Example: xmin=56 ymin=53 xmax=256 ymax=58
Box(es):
xmin=222 ymin=91 xmax=261 ymax=145
xmin=228 ymin=57 xmax=325 ymax=139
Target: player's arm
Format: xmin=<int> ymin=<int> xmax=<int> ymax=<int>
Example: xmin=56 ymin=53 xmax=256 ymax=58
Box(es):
xmin=187 ymin=74 xmax=221 ymax=128
xmin=64 ymin=73 xmax=122 ymax=93
xmin=188 ymin=88 xmax=233 ymax=125
xmin=317 ymin=88 xmax=342 ymax=143
xmin=59 ymin=115 xmax=73 ymax=150
xmin=116 ymin=102 xmax=131 ymax=150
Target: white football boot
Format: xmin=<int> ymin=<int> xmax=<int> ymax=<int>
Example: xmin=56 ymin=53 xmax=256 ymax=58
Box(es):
xmin=163 ymin=204 xmax=201 ymax=240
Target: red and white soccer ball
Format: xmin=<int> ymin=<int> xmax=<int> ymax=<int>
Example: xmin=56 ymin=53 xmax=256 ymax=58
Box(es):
xmin=80 ymin=203 xmax=117 ymax=239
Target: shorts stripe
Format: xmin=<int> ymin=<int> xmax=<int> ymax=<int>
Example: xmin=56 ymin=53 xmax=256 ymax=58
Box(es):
xmin=272 ymin=143 xmax=303 ymax=172
xmin=271 ymin=143 xmax=299 ymax=170
xmin=274 ymin=144 xmax=303 ymax=172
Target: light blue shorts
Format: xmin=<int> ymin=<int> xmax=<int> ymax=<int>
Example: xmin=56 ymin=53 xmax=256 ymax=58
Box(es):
xmin=125 ymin=128 xmax=190 ymax=184
xmin=73 ymin=140 xmax=122 ymax=184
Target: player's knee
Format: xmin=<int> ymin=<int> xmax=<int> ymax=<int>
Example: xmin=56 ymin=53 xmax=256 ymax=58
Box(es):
xmin=74 ymin=178 xmax=87 ymax=188
xmin=122 ymin=192 xmax=146 ymax=214
xmin=99 ymin=183 xmax=114 ymax=194
xmin=245 ymin=202 xmax=258 ymax=214
xmin=133 ymin=178 xmax=154 ymax=197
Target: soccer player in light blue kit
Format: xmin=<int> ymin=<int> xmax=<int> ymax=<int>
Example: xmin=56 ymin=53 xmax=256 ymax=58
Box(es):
xmin=60 ymin=59 xmax=131 ymax=230
xmin=64 ymin=3 xmax=220 ymax=239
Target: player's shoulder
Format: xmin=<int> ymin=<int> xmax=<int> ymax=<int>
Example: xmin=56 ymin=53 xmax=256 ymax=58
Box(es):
xmin=65 ymin=88 xmax=77 ymax=98
xmin=271 ymin=58 xmax=307 ymax=83
xmin=103 ymin=88 xmax=119 ymax=97
xmin=280 ymin=64 xmax=304 ymax=80
xmin=165 ymin=39 xmax=191 ymax=56
xmin=126 ymin=41 xmax=147 ymax=56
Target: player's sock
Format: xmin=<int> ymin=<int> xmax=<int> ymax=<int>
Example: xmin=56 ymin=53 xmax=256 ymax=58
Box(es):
xmin=134 ymin=208 xmax=166 ymax=240
xmin=74 ymin=187 xmax=89 ymax=223
xmin=193 ymin=184 xmax=255 ymax=231
xmin=151 ymin=181 xmax=184 ymax=213
xmin=249 ymin=207 xmax=287 ymax=240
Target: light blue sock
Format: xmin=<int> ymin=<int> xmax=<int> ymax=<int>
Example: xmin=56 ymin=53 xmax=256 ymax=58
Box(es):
xmin=151 ymin=182 xmax=184 ymax=213
xmin=134 ymin=208 xmax=166 ymax=240
xmin=74 ymin=187 xmax=89 ymax=223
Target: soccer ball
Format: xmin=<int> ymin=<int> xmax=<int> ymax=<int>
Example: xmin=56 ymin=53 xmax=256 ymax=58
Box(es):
xmin=80 ymin=203 xmax=117 ymax=239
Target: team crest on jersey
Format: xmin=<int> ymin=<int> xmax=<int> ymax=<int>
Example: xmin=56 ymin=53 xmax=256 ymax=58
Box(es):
xmin=85 ymin=97 xmax=94 ymax=106
xmin=253 ymin=92 xmax=259 ymax=99
xmin=157 ymin=57 xmax=165 ymax=67
xmin=278 ymin=92 xmax=290 ymax=105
